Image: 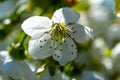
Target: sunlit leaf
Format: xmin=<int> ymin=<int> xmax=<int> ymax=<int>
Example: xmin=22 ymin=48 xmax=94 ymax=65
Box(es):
xmin=114 ymin=0 xmax=120 ymax=15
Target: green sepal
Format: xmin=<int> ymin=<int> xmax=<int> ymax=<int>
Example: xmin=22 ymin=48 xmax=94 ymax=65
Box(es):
xmin=9 ymin=43 xmax=26 ymax=61
xmin=47 ymin=57 xmax=56 ymax=76
xmin=48 ymin=64 xmax=56 ymax=76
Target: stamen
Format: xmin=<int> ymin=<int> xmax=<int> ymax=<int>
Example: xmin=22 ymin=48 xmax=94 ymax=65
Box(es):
xmin=71 ymin=44 xmax=74 ymax=47
xmin=64 ymin=40 xmax=66 ymax=43
xmin=40 ymin=46 xmax=43 ymax=48
xmin=56 ymin=39 xmax=58 ymax=41
xmin=44 ymin=39 xmax=47 ymax=41
xmin=60 ymin=49 xmax=62 ymax=52
xmin=54 ymin=54 xmax=57 ymax=56
xmin=51 ymin=37 xmax=53 ymax=40
xmin=63 ymin=35 xmax=66 ymax=37
xmin=57 ymin=55 xmax=60 ymax=58
xmin=54 ymin=40 xmax=59 ymax=50
xmin=67 ymin=27 xmax=73 ymax=32
xmin=51 ymin=23 xmax=67 ymax=44
xmin=50 ymin=40 xmax=54 ymax=50
xmin=50 ymin=33 xmax=52 ymax=36
xmin=54 ymin=48 xmax=57 ymax=50
xmin=50 ymin=46 xmax=52 ymax=49
xmin=71 ymin=52 xmax=74 ymax=55
xmin=72 ymin=30 xmax=76 ymax=33
xmin=50 ymin=23 xmax=70 ymax=52
xmin=40 ymin=40 xmax=42 ymax=42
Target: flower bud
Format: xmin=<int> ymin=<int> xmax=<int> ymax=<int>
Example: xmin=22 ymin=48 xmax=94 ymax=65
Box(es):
xmin=9 ymin=43 xmax=26 ymax=61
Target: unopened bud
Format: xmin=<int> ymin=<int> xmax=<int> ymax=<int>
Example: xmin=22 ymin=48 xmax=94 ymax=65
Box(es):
xmin=9 ymin=43 xmax=26 ymax=61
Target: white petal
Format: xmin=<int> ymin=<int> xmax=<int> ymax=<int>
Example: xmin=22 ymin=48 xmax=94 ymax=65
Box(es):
xmin=52 ymin=7 xmax=80 ymax=24
xmin=68 ymin=24 xmax=93 ymax=43
xmin=80 ymin=70 xmax=105 ymax=80
xmin=53 ymin=50 xmax=62 ymax=61
xmin=0 ymin=60 xmax=38 ymax=80
xmin=53 ymin=37 xmax=77 ymax=66
xmin=0 ymin=51 xmax=10 ymax=66
xmin=21 ymin=61 xmax=38 ymax=80
xmin=0 ymin=60 xmax=23 ymax=79
xmin=21 ymin=16 xmax=52 ymax=39
xmin=29 ymin=34 xmax=54 ymax=59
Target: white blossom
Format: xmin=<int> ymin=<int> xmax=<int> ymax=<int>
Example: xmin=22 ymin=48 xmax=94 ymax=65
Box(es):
xmin=106 ymin=24 xmax=120 ymax=46
xmin=111 ymin=43 xmax=120 ymax=72
xmin=78 ymin=70 xmax=105 ymax=80
xmin=0 ymin=51 xmax=38 ymax=80
xmin=22 ymin=7 xmax=93 ymax=66
xmin=0 ymin=51 xmax=11 ymax=67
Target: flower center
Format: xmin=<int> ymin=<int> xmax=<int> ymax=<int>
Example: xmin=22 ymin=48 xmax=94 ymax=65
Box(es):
xmin=51 ymin=23 xmax=67 ymax=44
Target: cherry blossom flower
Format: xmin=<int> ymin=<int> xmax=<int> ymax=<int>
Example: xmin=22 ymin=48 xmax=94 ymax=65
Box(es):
xmin=22 ymin=7 xmax=93 ymax=66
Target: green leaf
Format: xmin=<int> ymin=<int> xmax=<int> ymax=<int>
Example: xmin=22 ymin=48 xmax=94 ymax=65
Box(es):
xmin=115 ymin=0 xmax=120 ymax=15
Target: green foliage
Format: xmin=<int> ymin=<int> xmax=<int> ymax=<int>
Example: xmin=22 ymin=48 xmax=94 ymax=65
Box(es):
xmin=115 ymin=0 xmax=120 ymax=15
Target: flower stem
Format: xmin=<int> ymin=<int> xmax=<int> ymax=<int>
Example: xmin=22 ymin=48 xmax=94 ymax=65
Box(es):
xmin=19 ymin=34 xmax=27 ymax=47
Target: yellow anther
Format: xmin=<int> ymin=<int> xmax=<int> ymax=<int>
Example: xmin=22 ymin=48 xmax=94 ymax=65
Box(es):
xmin=51 ymin=23 xmax=67 ymax=43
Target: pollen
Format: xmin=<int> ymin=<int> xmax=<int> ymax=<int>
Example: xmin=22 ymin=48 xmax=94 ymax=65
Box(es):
xmin=72 ymin=30 xmax=76 ymax=33
xmin=57 ymin=55 xmax=60 ymax=58
xmin=40 ymin=46 xmax=43 ymax=48
xmin=40 ymin=40 xmax=42 ymax=42
xmin=44 ymin=39 xmax=47 ymax=41
xmin=64 ymin=40 xmax=66 ymax=43
xmin=51 ymin=23 xmax=67 ymax=43
xmin=71 ymin=44 xmax=74 ymax=47
xmin=50 ymin=46 xmax=52 ymax=48
xmin=54 ymin=48 xmax=57 ymax=50
xmin=71 ymin=52 xmax=74 ymax=55
xmin=60 ymin=49 xmax=62 ymax=52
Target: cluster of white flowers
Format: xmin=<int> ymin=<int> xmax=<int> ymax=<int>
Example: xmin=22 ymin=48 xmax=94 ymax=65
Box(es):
xmin=22 ymin=7 xmax=93 ymax=66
